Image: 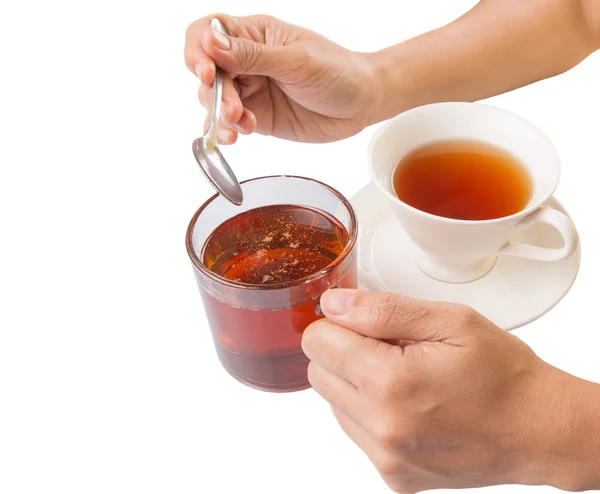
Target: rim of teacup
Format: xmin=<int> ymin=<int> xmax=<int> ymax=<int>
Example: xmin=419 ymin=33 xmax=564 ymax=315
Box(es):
xmin=368 ymin=101 xmax=561 ymax=225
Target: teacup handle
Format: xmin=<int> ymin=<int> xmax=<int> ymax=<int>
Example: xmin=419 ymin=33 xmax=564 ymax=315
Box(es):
xmin=498 ymin=205 xmax=578 ymax=261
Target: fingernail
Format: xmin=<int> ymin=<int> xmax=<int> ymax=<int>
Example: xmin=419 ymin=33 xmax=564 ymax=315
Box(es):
xmin=321 ymin=289 xmax=357 ymax=316
xmin=217 ymin=128 xmax=230 ymax=142
xmin=232 ymin=122 xmax=244 ymax=133
xmin=212 ymin=28 xmax=231 ymax=50
xmin=194 ymin=63 xmax=203 ymax=83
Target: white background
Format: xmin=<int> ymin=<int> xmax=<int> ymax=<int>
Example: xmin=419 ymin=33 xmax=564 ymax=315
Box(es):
xmin=1 ymin=1 xmax=599 ymax=493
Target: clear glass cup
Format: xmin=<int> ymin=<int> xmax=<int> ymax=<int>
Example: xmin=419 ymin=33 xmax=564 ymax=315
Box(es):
xmin=186 ymin=176 xmax=358 ymax=392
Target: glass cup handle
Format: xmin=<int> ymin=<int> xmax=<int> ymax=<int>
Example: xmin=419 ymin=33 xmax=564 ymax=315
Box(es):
xmin=498 ymin=205 xmax=578 ymax=261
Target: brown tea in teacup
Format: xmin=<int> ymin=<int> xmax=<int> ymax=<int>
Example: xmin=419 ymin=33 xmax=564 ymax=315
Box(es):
xmin=393 ymin=139 xmax=533 ymax=221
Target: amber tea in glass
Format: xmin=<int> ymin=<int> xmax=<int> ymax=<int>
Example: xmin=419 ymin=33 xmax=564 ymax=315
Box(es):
xmin=186 ymin=176 xmax=357 ymax=392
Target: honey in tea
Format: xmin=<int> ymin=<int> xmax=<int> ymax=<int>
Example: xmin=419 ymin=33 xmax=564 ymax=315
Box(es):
xmin=393 ymin=139 xmax=532 ymax=220
xmin=201 ymin=204 xmax=356 ymax=391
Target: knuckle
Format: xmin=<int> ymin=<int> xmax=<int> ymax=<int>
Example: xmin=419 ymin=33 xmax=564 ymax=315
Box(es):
xmin=369 ymin=371 xmax=401 ymax=403
xmin=450 ymin=303 xmax=480 ymax=329
xmin=306 ymin=361 xmax=319 ymax=388
xmin=360 ymin=345 xmax=405 ymax=399
xmin=393 ymin=426 xmax=414 ymax=449
xmin=185 ymin=13 xmax=227 ymax=38
xmin=184 ymin=17 xmax=209 ymax=60
xmin=385 ymin=370 xmax=421 ymax=404
xmin=374 ymin=452 xmax=404 ymax=478
xmin=370 ymin=413 xmax=415 ymax=452
xmin=184 ymin=19 xmax=201 ymax=40
xmin=307 ymin=363 xmax=334 ymax=403
xmin=371 ymin=414 xmax=402 ymax=450
xmin=400 ymin=370 xmax=420 ymax=399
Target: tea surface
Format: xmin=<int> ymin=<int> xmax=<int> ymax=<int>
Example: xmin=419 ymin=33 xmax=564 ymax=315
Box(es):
xmin=393 ymin=140 xmax=532 ymax=220
xmin=202 ymin=204 xmax=349 ymax=284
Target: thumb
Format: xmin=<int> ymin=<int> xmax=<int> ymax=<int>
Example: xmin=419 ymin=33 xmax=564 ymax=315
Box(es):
xmin=319 ymin=289 xmax=470 ymax=343
xmin=205 ymin=27 xmax=291 ymax=77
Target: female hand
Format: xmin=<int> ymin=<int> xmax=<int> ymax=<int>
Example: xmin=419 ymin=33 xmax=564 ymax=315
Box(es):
xmin=302 ymin=289 xmax=590 ymax=493
xmin=184 ymin=14 xmax=378 ymax=144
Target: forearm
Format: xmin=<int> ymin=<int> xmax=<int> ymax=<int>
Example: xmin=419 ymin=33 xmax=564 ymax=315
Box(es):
xmin=367 ymin=0 xmax=600 ymax=123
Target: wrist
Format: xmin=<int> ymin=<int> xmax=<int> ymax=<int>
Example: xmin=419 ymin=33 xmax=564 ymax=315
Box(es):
xmin=354 ymin=49 xmax=388 ymax=128
xmin=549 ymin=371 xmax=600 ymax=492
xmin=362 ymin=41 xmax=438 ymax=126
xmin=516 ymin=364 xmax=600 ymax=491
xmin=361 ymin=48 xmax=408 ymax=126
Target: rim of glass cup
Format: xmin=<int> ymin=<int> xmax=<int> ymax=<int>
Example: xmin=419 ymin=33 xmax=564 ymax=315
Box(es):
xmin=185 ymin=175 xmax=358 ymax=291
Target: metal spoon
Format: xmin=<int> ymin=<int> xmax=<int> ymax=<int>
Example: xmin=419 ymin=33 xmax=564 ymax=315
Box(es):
xmin=192 ymin=18 xmax=243 ymax=206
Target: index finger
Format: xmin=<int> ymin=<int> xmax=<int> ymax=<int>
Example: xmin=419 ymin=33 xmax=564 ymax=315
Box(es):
xmin=301 ymin=318 xmax=405 ymax=389
xmin=184 ymin=17 xmax=218 ymax=83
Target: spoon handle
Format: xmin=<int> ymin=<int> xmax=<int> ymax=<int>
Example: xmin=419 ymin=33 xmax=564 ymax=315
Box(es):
xmin=206 ymin=18 xmax=229 ymax=147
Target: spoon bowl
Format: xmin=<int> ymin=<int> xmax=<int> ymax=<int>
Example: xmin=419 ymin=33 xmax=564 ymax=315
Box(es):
xmin=192 ymin=137 xmax=243 ymax=205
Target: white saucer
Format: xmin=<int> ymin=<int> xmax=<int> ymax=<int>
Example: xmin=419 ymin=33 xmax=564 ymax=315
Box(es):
xmin=350 ymin=182 xmax=581 ymax=330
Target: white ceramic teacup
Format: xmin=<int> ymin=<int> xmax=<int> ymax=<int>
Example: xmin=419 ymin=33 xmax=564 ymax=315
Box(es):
xmin=369 ymin=102 xmax=579 ymax=283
